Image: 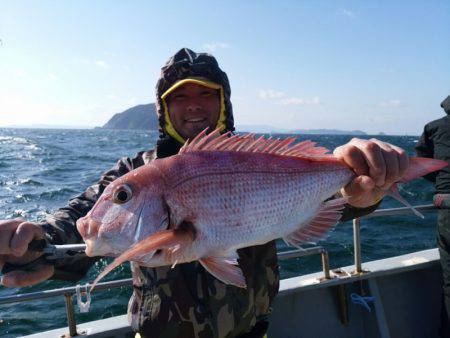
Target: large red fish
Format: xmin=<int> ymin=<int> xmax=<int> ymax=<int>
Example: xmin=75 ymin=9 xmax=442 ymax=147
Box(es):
xmin=76 ymin=130 xmax=447 ymax=289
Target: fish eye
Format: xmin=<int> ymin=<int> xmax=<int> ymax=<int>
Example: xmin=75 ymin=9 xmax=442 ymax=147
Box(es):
xmin=113 ymin=184 xmax=133 ymax=204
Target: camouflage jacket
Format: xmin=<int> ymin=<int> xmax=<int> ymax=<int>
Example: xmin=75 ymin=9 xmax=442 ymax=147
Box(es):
xmin=42 ymin=150 xmax=380 ymax=338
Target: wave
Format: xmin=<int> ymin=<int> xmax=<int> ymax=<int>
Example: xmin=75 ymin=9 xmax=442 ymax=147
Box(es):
xmin=12 ymin=188 xmax=77 ymax=203
xmin=0 ymin=178 xmax=43 ymax=187
xmin=0 ymin=136 xmax=29 ymax=144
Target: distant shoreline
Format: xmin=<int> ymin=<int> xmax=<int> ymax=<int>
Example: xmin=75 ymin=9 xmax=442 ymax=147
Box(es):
xmin=0 ymin=126 xmax=418 ymax=137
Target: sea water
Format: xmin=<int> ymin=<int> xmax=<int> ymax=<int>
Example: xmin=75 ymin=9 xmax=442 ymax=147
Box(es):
xmin=0 ymin=128 xmax=437 ymax=337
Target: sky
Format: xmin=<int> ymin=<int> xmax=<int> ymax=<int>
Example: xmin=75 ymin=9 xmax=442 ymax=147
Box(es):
xmin=0 ymin=1 xmax=449 ymax=135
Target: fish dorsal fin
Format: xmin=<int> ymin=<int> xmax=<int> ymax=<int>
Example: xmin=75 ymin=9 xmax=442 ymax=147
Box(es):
xmin=284 ymin=197 xmax=348 ymax=247
xmin=179 ymin=128 xmax=335 ymax=161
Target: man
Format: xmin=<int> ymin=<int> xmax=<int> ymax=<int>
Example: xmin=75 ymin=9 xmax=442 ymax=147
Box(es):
xmin=415 ymin=95 xmax=450 ymax=337
xmin=0 ymin=48 xmax=408 ymax=337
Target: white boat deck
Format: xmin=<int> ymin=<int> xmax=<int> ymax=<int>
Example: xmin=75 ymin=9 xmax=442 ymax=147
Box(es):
xmin=24 ymin=248 xmax=442 ymax=338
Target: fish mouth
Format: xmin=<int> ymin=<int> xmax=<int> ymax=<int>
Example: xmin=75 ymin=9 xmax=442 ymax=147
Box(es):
xmin=84 ymin=238 xmax=115 ymax=257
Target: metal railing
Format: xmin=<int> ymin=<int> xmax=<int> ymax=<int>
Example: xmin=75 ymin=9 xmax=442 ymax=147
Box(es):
xmin=352 ymin=204 xmax=436 ymax=274
xmin=0 ymin=247 xmax=330 ymax=336
xmin=0 ymin=203 xmax=437 ymax=337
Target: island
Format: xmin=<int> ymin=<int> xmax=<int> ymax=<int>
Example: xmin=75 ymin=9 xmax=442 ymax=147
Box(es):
xmin=101 ymin=103 xmax=159 ymax=130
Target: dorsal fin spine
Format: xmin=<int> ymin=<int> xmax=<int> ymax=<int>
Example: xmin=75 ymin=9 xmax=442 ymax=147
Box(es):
xmin=181 ymin=128 xmax=334 ymax=161
xmin=203 ymin=132 xmax=231 ymax=150
xmin=214 ymin=134 xmax=238 ymax=151
xmin=246 ymin=135 xmax=265 ymax=152
xmin=234 ymin=134 xmax=254 ymax=152
xmin=256 ymin=137 xmax=273 ymax=153
xmin=263 ymin=139 xmax=281 ymax=153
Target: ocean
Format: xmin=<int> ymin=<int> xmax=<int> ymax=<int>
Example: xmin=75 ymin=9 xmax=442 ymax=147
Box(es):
xmin=0 ymin=128 xmax=438 ymax=337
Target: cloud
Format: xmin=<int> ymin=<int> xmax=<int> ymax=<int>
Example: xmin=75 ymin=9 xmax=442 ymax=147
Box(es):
xmin=259 ymin=89 xmax=320 ymax=106
xmin=48 ymin=73 xmax=57 ymax=81
xmin=281 ymin=96 xmax=321 ymax=106
xmin=202 ymin=42 xmax=230 ymax=52
xmin=259 ymin=89 xmax=285 ymax=100
xmin=95 ymin=60 xmax=110 ymax=69
xmin=337 ymin=8 xmax=356 ymax=18
xmin=378 ymin=99 xmax=404 ymax=108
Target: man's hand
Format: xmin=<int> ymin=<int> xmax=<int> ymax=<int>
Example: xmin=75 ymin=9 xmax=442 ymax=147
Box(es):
xmin=333 ymin=138 xmax=409 ymax=208
xmin=0 ymin=219 xmax=54 ymax=287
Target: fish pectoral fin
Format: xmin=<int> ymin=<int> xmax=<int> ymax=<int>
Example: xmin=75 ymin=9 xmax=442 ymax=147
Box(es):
xmin=199 ymin=256 xmax=247 ymax=289
xmin=284 ymin=197 xmax=348 ymax=247
xmin=90 ymin=229 xmax=192 ymax=293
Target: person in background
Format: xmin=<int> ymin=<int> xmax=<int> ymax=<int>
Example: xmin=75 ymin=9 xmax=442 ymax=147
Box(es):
xmin=415 ymin=95 xmax=450 ymax=337
xmin=0 ymin=48 xmax=409 ymax=338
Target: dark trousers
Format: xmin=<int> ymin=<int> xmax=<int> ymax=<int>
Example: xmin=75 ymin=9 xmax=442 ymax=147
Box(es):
xmin=437 ymin=209 xmax=450 ymax=337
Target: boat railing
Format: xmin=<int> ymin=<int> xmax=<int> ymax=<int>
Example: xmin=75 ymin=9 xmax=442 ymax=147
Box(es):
xmin=352 ymin=204 xmax=435 ymax=273
xmin=0 ymin=203 xmax=437 ymax=337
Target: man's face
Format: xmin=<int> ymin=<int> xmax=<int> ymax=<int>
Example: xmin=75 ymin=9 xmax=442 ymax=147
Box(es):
xmin=166 ymin=83 xmax=221 ymax=140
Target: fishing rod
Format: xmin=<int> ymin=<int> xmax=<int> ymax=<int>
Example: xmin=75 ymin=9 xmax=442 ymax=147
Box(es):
xmin=1 ymin=239 xmax=87 ymax=274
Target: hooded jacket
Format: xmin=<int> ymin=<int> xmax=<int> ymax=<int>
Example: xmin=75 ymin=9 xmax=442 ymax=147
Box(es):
xmin=415 ymin=95 xmax=450 ymax=193
xmin=41 ymin=48 xmax=381 ymax=337
xmin=155 ymin=48 xmax=234 ymax=158
xmin=441 ymin=95 xmax=450 ymax=115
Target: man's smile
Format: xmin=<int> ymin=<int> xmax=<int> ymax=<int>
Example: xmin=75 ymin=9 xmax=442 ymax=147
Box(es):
xmin=185 ymin=117 xmax=207 ymax=123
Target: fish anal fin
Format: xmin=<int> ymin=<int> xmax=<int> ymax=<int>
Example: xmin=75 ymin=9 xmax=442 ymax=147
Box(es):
xmin=284 ymin=197 xmax=348 ymax=247
xmin=199 ymin=256 xmax=246 ymax=288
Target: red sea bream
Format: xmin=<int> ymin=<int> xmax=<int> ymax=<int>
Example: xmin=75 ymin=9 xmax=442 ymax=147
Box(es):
xmin=76 ymin=130 xmax=447 ymax=289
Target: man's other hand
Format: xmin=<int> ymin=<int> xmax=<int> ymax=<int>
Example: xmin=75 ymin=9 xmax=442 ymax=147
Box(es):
xmin=0 ymin=219 xmax=54 ymax=287
xmin=334 ymin=138 xmax=409 ymax=208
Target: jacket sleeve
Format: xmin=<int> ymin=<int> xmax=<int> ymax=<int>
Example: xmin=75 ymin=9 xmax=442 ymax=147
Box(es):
xmin=339 ymin=200 xmax=382 ymax=222
xmin=414 ymin=125 xmax=437 ymax=183
xmin=326 ymin=191 xmax=382 ymax=223
xmin=40 ymin=151 xmax=150 ymax=281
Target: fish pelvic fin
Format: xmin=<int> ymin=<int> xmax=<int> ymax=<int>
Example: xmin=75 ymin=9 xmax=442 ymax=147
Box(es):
xmin=90 ymin=229 xmax=192 ymax=292
xmin=199 ymin=255 xmax=247 ymax=289
xmin=284 ymin=197 xmax=348 ymax=247
xmin=179 ymin=127 xmax=339 ymax=162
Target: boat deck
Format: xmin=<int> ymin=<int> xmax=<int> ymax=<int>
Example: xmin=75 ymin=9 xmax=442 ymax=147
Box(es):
xmin=23 ymin=248 xmax=442 ymax=338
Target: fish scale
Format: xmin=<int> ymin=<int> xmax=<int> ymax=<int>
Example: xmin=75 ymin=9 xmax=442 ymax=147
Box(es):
xmin=167 ymin=168 xmax=344 ymax=239
xmin=167 ymin=165 xmax=351 ymax=251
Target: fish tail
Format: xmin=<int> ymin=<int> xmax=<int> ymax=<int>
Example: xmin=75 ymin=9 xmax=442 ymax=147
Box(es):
xmin=400 ymin=157 xmax=447 ymax=183
xmin=90 ymin=229 xmax=191 ymax=292
xmin=387 ymin=157 xmax=447 ymax=218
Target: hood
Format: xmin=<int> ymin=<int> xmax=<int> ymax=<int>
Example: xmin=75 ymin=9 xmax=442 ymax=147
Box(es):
xmin=155 ymin=48 xmax=234 ymax=156
xmin=441 ymin=95 xmax=450 ymax=115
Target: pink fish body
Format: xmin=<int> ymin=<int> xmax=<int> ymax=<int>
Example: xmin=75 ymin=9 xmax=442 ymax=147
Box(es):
xmin=77 ymin=130 xmax=447 ymax=288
